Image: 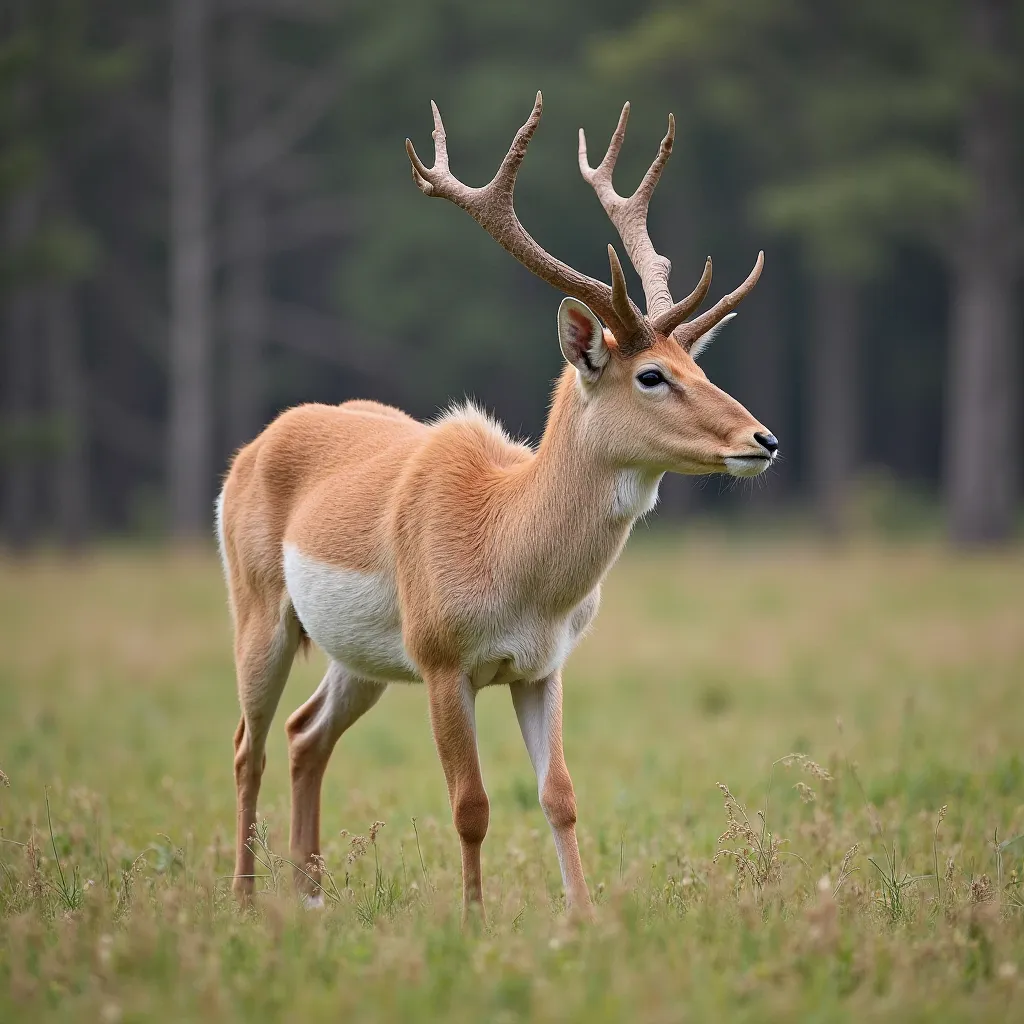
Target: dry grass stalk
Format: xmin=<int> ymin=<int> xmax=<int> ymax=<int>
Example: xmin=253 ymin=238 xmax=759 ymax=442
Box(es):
xmin=713 ymin=783 xmax=786 ymax=897
xmin=832 ymin=843 xmax=860 ymax=898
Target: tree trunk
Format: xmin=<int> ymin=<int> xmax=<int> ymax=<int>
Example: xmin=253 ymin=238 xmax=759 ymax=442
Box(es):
xmin=168 ymin=0 xmax=212 ymax=538
xmin=44 ymin=286 xmax=89 ymax=548
xmin=225 ymin=188 xmax=267 ymax=454
xmin=809 ymin=272 xmax=859 ymax=536
xmin=2 ymin=191 xmax=40 ymax=552
xmin=944 ymin=0 xmax=1020 ymax=545
xmin=224 ymin=19 xmax=267 ymax=456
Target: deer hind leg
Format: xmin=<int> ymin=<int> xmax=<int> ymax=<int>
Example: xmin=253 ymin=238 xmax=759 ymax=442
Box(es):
xmin=232 ymin=594 xmax=302 ymax=903
xmin=424 ymin=669 xmax=489 ymax=921
xmin=286 ymin=662 xmax=386 ymax=903
xmin=510 ymin=673 xmax=592 ymax=914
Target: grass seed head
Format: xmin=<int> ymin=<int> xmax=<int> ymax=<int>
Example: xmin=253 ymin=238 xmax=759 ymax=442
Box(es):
xmin=832 ymin=842 xmax=861 ymax=898
xmin=970 ymin=874 xmax=994 ymax=904
xmin=794 ymin=782 xmax=816 ymax=804
xmin=341 ymin=830 xmax=370 ymax=863
xmin=778 ymin=753 xmax=834 ymax=782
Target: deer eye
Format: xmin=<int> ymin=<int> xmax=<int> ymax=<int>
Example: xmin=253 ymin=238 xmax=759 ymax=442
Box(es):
xmin=636 ymin=369 xmax=667 ymax=389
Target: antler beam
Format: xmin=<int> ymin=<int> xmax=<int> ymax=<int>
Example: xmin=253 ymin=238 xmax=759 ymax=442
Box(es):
xmin=406 ymin=93 xmax=652 ymax=352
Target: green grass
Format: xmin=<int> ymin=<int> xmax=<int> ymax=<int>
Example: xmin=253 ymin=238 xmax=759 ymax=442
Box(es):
xmin=1 ymin=535 xmax=1023 ymax=1021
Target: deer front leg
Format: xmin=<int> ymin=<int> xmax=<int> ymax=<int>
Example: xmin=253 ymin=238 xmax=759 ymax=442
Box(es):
xmin=424 ymin=669 xmax=489 ymax=921
xmin=510 ymin=673 xmax=592 ymax=914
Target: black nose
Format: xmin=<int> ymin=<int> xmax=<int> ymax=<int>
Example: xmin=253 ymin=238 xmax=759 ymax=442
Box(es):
xmin=754 ymin=431 xmax=779 ymax=455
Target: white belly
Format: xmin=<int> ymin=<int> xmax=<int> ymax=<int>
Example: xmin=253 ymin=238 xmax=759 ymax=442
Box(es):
xmin=283 ymin=546 xmax=419 ymax=683
xmin=283 ymin=545 xmax=599 ymax=687
xmin=470 ymin=593 xmax=599 ymax=688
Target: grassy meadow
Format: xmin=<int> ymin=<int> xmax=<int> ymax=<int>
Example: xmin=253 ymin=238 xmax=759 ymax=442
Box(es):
xmin=1 ymin=535 xmax=1023 ymax=1021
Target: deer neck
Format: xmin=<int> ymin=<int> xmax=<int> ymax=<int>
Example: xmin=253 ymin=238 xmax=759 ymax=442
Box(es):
xmin=496 ymin=367 xmax=662 ymax=610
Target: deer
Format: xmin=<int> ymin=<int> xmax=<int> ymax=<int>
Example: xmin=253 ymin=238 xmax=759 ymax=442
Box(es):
xmin=216 ymin=93 xmax=778 ymax=921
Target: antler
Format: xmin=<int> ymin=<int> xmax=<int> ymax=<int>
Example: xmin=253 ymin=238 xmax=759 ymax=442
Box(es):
xmin=579 ymin=104 xmax=704 ymax=323
xmin=580 ymin=103 xmax=763 ymax=353
xmin=406 ymin=93 xmax=653 ymax=353
xmin=408 ymin=94 xmax=763 ymax=358
xmin=661 ymin=251 xmax=763 ymax=349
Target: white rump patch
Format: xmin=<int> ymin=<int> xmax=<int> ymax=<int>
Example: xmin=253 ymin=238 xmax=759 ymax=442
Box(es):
xmin=214 ymin=487 xmax=227 ymax=577
xmin=214 ymin=487 xmax=236 ymax=629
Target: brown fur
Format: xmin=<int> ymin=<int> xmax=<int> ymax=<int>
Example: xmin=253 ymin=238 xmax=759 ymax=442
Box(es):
xmin=219 ymin=327 xmax=773 ymax=918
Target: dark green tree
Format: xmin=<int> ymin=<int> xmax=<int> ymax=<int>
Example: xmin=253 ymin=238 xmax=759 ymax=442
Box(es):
xmin=944 ymin=0 xmax=1023 ymax=544
xmin=595 ymin=0 xmax=984 ymax=534
xmin=0 ymin=0 xmax=134 ymax=548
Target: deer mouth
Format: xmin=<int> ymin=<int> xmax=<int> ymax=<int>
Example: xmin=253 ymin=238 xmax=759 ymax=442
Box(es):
xmin=724 ymin=454 xmax=773 ymax=478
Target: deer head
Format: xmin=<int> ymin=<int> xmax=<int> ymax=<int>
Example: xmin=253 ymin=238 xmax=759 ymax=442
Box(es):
xmin=406 ymin=93 xmax=778 ymax=479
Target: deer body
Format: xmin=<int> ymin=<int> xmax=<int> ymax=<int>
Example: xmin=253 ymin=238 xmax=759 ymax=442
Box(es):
xmin=222 ymin=95 xmax=778 ymax=918
xmin=240 ymin=384 xmax=619 ymax=690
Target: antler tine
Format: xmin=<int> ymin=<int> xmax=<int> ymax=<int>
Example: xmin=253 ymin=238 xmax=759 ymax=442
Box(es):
xmin=661 ymin=251 xmax=764 ymax=351
xmin=493 ymin=94 xmax=543 ymax=192
xmin=579 ymin=104 xmax=676 ymax=321
xmin=578 ymin=102 xmax=630 ymax=186
xmin=606 ymin=244 xmax=636 ymax=333
xmin=652 ymin=257 xmax=713 ymax=338
xmin=636 ymin=113 xmax=674 ymax=203
xmin=407 ymin=101 xmax=455 ymax=196
xmin=407 ymin=93 xmax=649 ymax=349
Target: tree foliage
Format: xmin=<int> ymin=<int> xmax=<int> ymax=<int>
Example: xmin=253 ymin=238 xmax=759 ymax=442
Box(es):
xmin=0 ymin=0 xmax=1021 ymax=543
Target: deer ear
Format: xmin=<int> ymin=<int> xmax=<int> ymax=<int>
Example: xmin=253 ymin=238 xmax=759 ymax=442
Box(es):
xmin=558 ymin=298 xmax=609 ymax=383
xmin=687 ymin=312 xmax=737 ymax=362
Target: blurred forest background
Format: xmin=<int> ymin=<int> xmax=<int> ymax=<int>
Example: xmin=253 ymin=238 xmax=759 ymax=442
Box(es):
xmin=0 ymin=0 xmax=1021 ymax=550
